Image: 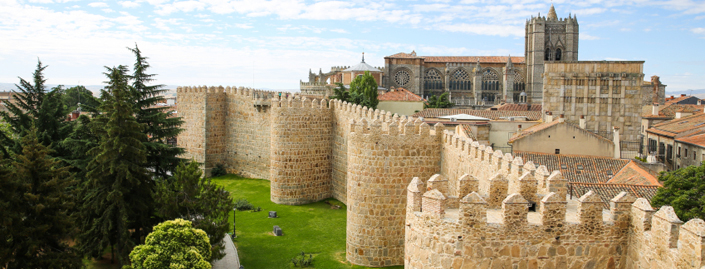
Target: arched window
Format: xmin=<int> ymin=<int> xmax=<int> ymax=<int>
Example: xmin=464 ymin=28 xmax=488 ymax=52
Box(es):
xmin=545 ymin=48 xmax=551 ymax=61
xmin=449 ymin=69 xmax=472 ymax=91
xmin=424 ymin=69 xmax=443 ymax=90
xmin=555 ymin=48 xmax=562 ymax=61
xmin=512 ymin=71 xmax=526 ymax=101
xmin=481 ymin=69 xmax=500 ymax=102
xmin=393 ymin=69 xmax=411 ymax=87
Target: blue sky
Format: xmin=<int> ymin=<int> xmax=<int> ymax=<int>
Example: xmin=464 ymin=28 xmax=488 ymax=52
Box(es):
xmin=0 ymin=0 xmax=703 ymax=92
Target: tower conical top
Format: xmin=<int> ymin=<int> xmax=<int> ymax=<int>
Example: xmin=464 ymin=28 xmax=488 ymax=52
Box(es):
xmin=548 ymin=4 xmax=557 ymax=20
xmin=506 ymin=55 xmax=514 ymax=69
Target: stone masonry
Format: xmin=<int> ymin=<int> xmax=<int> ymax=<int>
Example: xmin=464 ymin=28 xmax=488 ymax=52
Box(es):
xmin=178 ymin=86 xmax=703 ymax=268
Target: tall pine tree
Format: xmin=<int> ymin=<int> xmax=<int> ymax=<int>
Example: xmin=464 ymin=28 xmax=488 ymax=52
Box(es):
xmin=1 ymin=127 xmax=81 ymax=268
xmin=78 ymin=66 xmax=152 ymax=266
xmin=0 ymin=60 xmax=73 ymax=160
xmin=128 ymin=45 xmax=184 ymax=179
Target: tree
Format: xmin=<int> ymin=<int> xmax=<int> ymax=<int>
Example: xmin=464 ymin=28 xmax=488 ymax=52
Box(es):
xmin=0 ymin=127 xmax=81 ymax=268
xmin=154 ymin=160 xmax=235 ymax=260
xmin=0 ymin=60 xmax=73 ymax=161
xmin=330 ymin=82 xmax=350 ymax=102
xmin=424 ymin=92 xmax=453 ymax=108
xmin=128 ymin=44 xmax=184 ymax=179
xmin=349 ymin=71 xmax=378 ymax=109
xmin=127 ymin=219 xmax=212 ymax=269
xmin=62 ymin=85 xmax=100 ymax=113
xmin=651 ymin=163 xmax=705 ymax=222
xmin=77 ymin=65 xmax=152 ymax=266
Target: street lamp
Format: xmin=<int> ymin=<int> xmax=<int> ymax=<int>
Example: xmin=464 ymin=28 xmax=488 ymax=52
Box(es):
xmin=232 ymin=207 xmax=237 ymax=239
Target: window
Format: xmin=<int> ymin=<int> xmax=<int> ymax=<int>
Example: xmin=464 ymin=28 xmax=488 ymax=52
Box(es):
xmin=685 ymin=148 xmax=688 ymax=157
xmin=555 ymin=149 xmax=560 ymax=154
xmin=555 ymin=48 xmax=562 ymax=61
xmin=449 ymin=69 xmax=471 ymax=91
xmin=577 ymin=165 xmax=584 ymax=170
xmin=393 ymin=69 xmax=411 ymax=87
xmin=560 ymin=163 xmax=567 ymax=169
xmin=545 ymin=48 xmax=551 ymax=61
xmin=424 ymin=69 xmax=444 ymax=90
xmin=678 ymin=147 xmax=681 ymax=156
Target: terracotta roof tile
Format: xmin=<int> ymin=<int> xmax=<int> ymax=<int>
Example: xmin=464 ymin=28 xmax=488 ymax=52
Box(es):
xmin=461 ymin=124 xmax=477 ymax=140
xmin=607 ymin=161 xmax=661 ymax=186
xmin=570 ymin=182 xmax=660 ymax=208
xmin=508 ymin=120 xmax=613 ymax=144
xmin=665 ymin=95 xmax=699 ymax=105
xmin=641 ymin=104 xmax=704 ymax=119
xmin=676 ymin=132 xmax=705 ymax=147
xmin=412 ymin=109 xmax=541 ymax=120
xmin=491 ymin=103 xmax=542 ymax=111
xmin=422 ymin=56 xmax=525 ymax=64
xmin=647 ymin=113 xmax=705 ymax=137
xmin=378 ymin=88 xmax=424 ymax=102
xmin=514 ymin=151 xmax=630 ymax=184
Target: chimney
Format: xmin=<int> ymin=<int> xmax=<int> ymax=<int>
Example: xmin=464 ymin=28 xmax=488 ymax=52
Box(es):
xmin=559 ymin=114 xmax=565 ymax=123
xmin=651 ymin=75 xmax=660 ymax=105
xmin=517 ymin=124 xmax=522 ymax=132
xmin=71 ymin=110 xmax=80 ymax=121
xmin=546 ymin=112 xmax=553 ymax=122
xmin=579 ymin=115 xmax=586 ymax=129
xmin=613 ymin=127 xmax=621 ymax=159
xmin=681 ymin=94 xmax=686 ymax=97
xmin=652 ymin=103 xmax=659 ymax=116
xmin=698 ymin=99 xmax=702 ymax=105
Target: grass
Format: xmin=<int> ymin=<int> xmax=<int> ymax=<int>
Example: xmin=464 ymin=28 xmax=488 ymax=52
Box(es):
xmin=213 ymin=174 xmax=404 ymax=269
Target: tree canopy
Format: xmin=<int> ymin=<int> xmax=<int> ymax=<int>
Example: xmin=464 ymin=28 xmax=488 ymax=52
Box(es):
xmin=331 ymin=71 xmax=379 ymax=109
xmin=424 ymin=92 xmax=453 ymax=109
xmin=127 ymin=219 xmax=212 ymax=269
xmin=154 ymin=160 xmax=234 ymax=260
xmin=62 ymin=85 xmax=100 ymax=113
xmin=651 ymin=163 xmax=705 ymax=221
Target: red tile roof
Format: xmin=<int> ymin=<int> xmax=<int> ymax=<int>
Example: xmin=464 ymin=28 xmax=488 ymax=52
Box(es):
xmin=607 ymin=161 xmax=661 ymax=186
xmin=385 ymin=52 xmax=525 ymax=64
xmin=514 ymin=151 xmax=630 ymax=184
xmin=508 ymin=120 xmax=613 ymax=144
xmin=570 ymin=182 xmax=660 ymax=208
xmin=665 ymin=95 xmax=699 ymax=105
xmin=378 ymin=88 xmax=424 ymax=102
xmin=642 ymin=104 xmax=705 ymax=118
xmin=412 ymin=109 xmax=541 ymax=121
xmin=676 ymin=132 xmax=705 ymax=148
xmin=646 ymin=113 xmax=705 ymax=137
xmin=491 ymin=103 xmax=542 ymax=111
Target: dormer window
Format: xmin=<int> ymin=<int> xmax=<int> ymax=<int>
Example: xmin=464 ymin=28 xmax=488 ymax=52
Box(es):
xmin=577 ymin=165 xmax=584 ymax=170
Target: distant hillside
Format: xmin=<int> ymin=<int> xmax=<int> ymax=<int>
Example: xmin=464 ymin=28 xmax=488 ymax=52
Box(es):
xmin=0 ymin=82 xmax=180 ymax=97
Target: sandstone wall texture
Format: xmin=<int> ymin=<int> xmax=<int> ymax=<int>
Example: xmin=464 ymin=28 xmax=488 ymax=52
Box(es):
xmin=270 ymin=97 xmax=333 ymax=205
xmin=346 ymin=117 xmax=442 ymax=267
xmin=178 ymin=86 xmax=702 ymax=268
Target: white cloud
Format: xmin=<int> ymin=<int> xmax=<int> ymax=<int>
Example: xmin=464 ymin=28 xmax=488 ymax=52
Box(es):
xmin=692 ymin=27 xmax=705 ymax=34
xmin=330 ymin=28 xmax=348 ymax=34
xmin=102 ymin=8 xmax=114 ymax=13
xmin=88 ymin=2 xmax=108 ymax=8
xmin=154 ymin=18 xmax=181 ymax=31
xmin=434 ymin=23 xmax=524 ymax=37
xmin=155 ymin=1 xmax=208 ymax=15
xmin=118 ymin=1 xmax=140 ymax=8
xmin=234 ymin=23 xmax=253 ymax=29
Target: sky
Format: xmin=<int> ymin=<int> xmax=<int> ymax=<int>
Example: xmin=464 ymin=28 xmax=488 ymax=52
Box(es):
xmin=0 ymin=0 xmax=703 ymax=92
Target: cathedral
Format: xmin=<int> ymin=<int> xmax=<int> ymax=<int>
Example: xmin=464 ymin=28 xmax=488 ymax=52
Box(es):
xmin=303 ymin=4 xmax=666 ymax=141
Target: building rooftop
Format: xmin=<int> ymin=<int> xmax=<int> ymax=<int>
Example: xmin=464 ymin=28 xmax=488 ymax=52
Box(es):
xmin=665 ymin=94 xmax=699 ymax=105
xmin=412 ymin=109 xmax=541 ymax=120
xmin=570 ymin=182 xmax=659 ymax=209
xmin=676 ymin=132 xmax=705 ymax=148
xmin=489 ymin=103 xmax=542 ymax=111
xmin=507 ymin=119 xmax=613 ymax=144
xmin=438 ymin=114 xmax=491 ymax=121
xmin=513 ymin=151 xmax=632 ymax=184
xmin=378 ymin=88 xmax=424 ymax=102
xmin=385 ymin=52 xmax=525 ymax=64
xmin=646 ymin=113 xmax=705 ymax=137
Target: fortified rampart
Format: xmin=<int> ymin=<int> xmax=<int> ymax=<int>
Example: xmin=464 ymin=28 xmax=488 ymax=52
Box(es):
xmin=178 ymin=86 xmax=704 ymax=268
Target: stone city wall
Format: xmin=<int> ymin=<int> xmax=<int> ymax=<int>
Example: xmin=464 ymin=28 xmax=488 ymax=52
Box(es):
xmin=405 ymin=170 xmax=705 ymax=269
xmin=345 ymin=116 xmax=443 ymax=267
xmin=176 ymin=86 xmax=207 ymax=166
xmin=270 ymin=97 xmax=333 ymax=205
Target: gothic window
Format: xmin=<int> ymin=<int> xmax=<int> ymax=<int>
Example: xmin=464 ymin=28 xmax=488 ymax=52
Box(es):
xmin=555 ymin=48 xmax=562 ymax=61
xmin=481 ymin=69 xmax=501 ymax=102
xmin=424 ymin=69 xmax=444 ymax=90
xmin=545 ymin=48 xmax=551 ymax=61
xmin=512 ymin=71 xmax=526 ymax=101
xmin=449 ymin=69 xmax=471 ymax=91
xmin=393 ymin=69 xmax=411 ymax=87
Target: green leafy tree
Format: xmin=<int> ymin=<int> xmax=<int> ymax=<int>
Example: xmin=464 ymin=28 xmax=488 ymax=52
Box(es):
xmin=330 ymin=82 xmax=350 ymax=102
xmin=154 ymin=160 xmax=235 ymax=260
xmin=1 ymin=127 xmax=81 ymax=268
xmin=349 ymin=71 xmax=378 ymax=109
xmin=424 ymin=92 xmax=453 ymax=108
xmin=128 ymin=44 xmax=184 ymax=179
xmin=0 ymin=60 xmax=73 ymax=160
xmin=62 ymin=85 xmax=100 ymax=112
xmin=651 ymin=163 xmax=705 ymax=221
xmin=127 ymin=219 xmax=212 ymax=269
xmin=62 ymin=114 xmax=99 ymax=182
xmin=77 ymin=65 xmax=151 ymax=266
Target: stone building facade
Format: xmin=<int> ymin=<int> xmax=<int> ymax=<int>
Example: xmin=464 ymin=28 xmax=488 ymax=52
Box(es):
xmin=542 ymin=61 xmax=647 ymax=141
xmin=178 ymin=85 xmax=704 ymax=268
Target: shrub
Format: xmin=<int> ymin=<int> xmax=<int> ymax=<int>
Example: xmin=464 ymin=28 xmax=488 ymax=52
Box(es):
xmin=234 ymin=198 xmax=254 ymax=211
xmin=211 ymin=163 xmax=227 ymax=177
xmin=126 ymin=219 xmax=212 ymax=269
xmin=291 ymin=251 xmax=313 ymax=267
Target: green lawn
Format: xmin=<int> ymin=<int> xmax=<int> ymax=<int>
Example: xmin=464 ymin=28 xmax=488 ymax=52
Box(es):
xmin=213 ymin=174 xmax=404 ymax=269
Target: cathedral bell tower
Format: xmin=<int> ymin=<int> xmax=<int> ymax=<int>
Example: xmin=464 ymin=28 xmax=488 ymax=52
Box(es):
xmin=525 ymin=4 xmax=579 ymax=103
